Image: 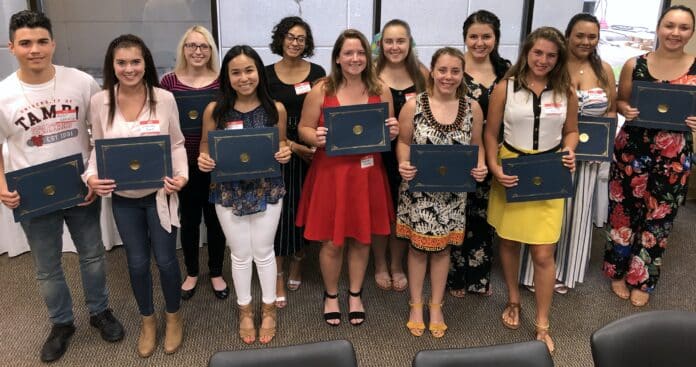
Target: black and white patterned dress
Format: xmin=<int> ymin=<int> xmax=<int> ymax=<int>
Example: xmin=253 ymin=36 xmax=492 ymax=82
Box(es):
xmin=395 ymin=92 xmax=473 ymax=252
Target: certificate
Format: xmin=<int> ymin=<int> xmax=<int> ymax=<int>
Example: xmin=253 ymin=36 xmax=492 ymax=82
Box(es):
xmin=208 ymin=127 xmax=280 ymax=182
xmin=502 ymin=152 xmax=573 ymax=202
xmin=630 ymin=81 xmax=696 ymax=132
xmin=576 ymin=115 xmax=617 ymax=161
xmin=95 ymin=135 xmax=172 ymax=190
xmin=324 ymin=102 xmax=390 ymax=156
xmin=6 ymin=154 xmax=87 ymax=222
xmin=409 ymin=144 xmax=478 ymax=192
xmin=173 ymin=90 xmax=216 ymax=134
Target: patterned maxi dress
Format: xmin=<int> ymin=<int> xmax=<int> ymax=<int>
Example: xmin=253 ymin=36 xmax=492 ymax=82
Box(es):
xmin=602 ymin=54 xmax=694 ymax=292
xmin=396 ymin=92 xmax=473 ymax=252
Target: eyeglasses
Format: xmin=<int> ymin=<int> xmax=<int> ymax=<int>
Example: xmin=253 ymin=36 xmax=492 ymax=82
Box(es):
xmin=184 ymin=43 xmax=211 ymax=52
xmin=285 ymin=33 xmax=306 ymax=45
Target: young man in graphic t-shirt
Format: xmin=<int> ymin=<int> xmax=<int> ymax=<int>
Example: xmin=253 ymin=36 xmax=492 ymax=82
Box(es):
xmin=0 ymin=10 xmax=124 ymax=363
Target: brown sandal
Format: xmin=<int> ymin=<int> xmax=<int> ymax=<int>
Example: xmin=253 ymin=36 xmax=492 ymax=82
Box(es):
xmin=630 ymin=289 xmax=650 ymax=307
xmin=238 ymin=303 xmax=256 ymax=344
xmin=534 ymin=321 xmax=555 ymax=354
xmin=501 ymin=302 xmax=521 ymax=330
xmin=259 ymin=303 xmax=277 ymax=344
xmin=611 ymin=280 xmax=630 ymax=300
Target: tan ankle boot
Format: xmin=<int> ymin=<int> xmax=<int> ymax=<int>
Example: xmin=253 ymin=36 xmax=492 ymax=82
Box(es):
xmin=163 ymin=311 xmax=183 ymax=354
xmin=259 ymin=303 xmax=277 ymax=344
xmin=137 ymin=314 xmax=157 ymax=358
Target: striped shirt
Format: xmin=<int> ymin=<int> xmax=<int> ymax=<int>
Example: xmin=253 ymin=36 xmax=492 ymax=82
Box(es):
xmin=160 ymin=72 xmax=219 ymax=161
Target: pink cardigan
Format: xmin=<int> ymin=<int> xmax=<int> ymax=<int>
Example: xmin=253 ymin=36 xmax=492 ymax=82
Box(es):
xmin=83 ymin=86 xmax=188 ymax=232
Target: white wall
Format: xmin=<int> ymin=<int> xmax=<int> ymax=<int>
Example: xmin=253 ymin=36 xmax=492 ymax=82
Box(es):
xmin=532 ymin=0 xmax=584 ymax=33
xmin=217 ymin=0 xmax=373 ymax=72
xmin=0 ymin=0 xmax=28 ymax=79
xmin=380 ymin=0 xmax=525 ymax=68
xmin=44 ymin=0 xmax=212 ymax=78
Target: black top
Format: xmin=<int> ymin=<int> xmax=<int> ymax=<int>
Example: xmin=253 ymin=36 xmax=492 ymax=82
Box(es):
xmin=464 ymin=66 xmax=508 ymax=121
xmin=390 ymin=85 xmax=417 ymax=119
xmin=265 ymin=62 xmax=326 ymax=142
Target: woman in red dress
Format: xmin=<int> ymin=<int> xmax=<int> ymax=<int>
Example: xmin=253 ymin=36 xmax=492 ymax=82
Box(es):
xmin=296 ymin=29 xmax=399 ymax=326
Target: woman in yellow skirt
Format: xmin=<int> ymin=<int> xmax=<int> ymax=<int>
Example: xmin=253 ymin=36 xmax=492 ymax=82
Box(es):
xmin=484 ymin=27 xmax=578 ymax=353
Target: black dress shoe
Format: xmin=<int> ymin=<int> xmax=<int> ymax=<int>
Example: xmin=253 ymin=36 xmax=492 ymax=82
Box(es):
xmin=213 ymin=286 xmax=230 ymax=300
xmin=40 ymin=323 xmax=76 ymax=363
xmin=181 ymin=284 xmax=197 ymax=300
xmin=89 ymin=308 xmax=124 ymax=342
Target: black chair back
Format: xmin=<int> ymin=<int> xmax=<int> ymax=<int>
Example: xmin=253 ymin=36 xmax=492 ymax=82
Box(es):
xmin=591 ymin=310 xmax=696 ymax=367
xmin=412 ymin=341 xmax=553 ymax=367
xmin=208 ymin=339 xmax=357 ymax=367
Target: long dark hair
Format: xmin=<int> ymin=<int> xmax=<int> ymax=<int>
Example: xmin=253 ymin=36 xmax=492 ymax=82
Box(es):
xmin=565 ymin=13 xmax=609 ymax=91
xmin=325 ymin=29 xmax=382 ymax=96
xmin=102 ymin=34 xmax=160 ymax=128
xmin=462 ymin=10 xmax=511 ymax=78
xmin=505 ymin=27 xmax=570 ymax=101
xmin=213 ymin=45 xmax=278 ymax=129
xmin=375 ymin=19 xmax=426 ymax=92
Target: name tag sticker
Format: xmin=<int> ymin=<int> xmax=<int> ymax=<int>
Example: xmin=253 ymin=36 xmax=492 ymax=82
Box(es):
xmin=360 ymin=155 xmax=374 ymax=169
xmin=405 ymin=92 xmax=416 ymax=101
xmin=139 ymin=120 xmax=160 ymax=135
xmin=55 ymin=109 xmax=78 ymax=123
xmin=294 ymin=81 xmax=311 ymax=95
xmin=225 ymin=120 xmax=244 ymax=130
xmin=541 ymin=103 xmax=564 ymax=116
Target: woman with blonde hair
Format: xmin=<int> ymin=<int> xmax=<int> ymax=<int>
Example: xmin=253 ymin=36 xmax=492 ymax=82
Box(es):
xmin=160 ymin=25 xmax=228 ymax=301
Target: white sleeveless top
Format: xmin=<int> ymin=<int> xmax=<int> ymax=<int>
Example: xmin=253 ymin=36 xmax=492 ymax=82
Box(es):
xmin=503 ymin=79 xmax=567 ymax=151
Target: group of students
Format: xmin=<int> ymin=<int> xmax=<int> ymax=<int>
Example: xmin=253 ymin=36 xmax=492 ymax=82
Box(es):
xmin=0 ymin=5 xmax=694 ymax=362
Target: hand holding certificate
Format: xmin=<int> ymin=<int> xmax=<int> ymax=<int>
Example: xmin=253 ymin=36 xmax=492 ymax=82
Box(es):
xmin=5 ymin=154 xmax=87 ymax=222
xmin=207 ymin=127 xmax=282 ymax=182
xmin=408 ymin=145 xmax=479 ymax=192
xmin=94 ymin=135 xmax=173 ymax=191
xmin=629 ymin=81 xmax=696 ymax=132
xmin=502 ymin=152 xmax=573 ymax=202
xmin=323 ymin=102 xmax=390 ymax=156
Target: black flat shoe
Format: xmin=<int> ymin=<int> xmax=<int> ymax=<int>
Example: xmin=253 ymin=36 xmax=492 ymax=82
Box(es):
xmin=213 ymin=286 xmax=229 ymax=300
xmin=181 ymin=284 xmax=197 ymax=300
xmin=323 ymin=291 xmax=341 ymax=326
xmin=348 ymin=289 xmax=366 ymax=326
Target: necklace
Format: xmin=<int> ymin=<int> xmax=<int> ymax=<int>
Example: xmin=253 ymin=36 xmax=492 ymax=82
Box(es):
xmin=17 ymin=66 xmax=57 ymax=106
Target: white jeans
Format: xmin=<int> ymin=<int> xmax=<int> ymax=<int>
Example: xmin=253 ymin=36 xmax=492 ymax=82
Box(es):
xmin=215 ymin=200 xmax=282 ymax=305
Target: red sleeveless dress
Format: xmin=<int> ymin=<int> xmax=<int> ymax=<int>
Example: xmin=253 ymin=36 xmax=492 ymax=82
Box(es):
xmin=295 ymin=94 xmax=394 ymax=246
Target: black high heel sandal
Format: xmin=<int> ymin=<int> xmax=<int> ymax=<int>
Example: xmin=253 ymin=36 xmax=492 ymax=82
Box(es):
xmin=348 ymin=289 xmax=366 ymax=326
xmin=323 ymin=291 xmax=341 ymax=326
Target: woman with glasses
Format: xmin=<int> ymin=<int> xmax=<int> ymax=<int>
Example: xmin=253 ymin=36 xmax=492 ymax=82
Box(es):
xmin=160 ymin=26 xmax=228 ymax=302
xmin=265 ymin=17 xmax=325 ymax=308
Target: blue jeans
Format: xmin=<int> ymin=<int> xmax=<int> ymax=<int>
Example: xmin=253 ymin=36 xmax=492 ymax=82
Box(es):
xmin=111 ymin=193 xmax=181 ymax=315
xmin=20 ymin=199 xmax=108 ymax=325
